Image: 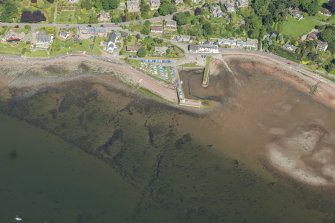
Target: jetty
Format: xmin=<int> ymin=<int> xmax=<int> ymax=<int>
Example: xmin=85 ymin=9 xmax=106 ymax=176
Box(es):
xmin=202 ymin=56 xmax=212 ymax=87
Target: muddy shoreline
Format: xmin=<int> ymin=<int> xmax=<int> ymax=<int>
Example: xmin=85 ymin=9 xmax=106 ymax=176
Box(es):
xmin=1 ymin=55 xmax=335 ymax=187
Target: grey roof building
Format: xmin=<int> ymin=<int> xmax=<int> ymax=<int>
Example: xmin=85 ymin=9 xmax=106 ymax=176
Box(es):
xmin=150 ymin=0 xmax=160 ymax=10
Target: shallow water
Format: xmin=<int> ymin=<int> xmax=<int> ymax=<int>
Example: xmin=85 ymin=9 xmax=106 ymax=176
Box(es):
xmin=1 ymin=60 xmax=335 ymax=222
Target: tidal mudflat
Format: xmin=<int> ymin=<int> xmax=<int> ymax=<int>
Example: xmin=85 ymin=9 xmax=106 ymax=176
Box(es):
xmin=0 ymin=57 xmax=335 ymax=222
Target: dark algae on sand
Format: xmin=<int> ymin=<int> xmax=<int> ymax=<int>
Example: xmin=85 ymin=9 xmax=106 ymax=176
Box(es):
xmin=1 ymin=61 xmax=335 ymax=222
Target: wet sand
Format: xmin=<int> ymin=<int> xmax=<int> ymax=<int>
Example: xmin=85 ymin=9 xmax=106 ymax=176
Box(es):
xmin=180 ymin=57 xmax=335 ymax=187
xmin=1 ymin=56 xmax=335 ymax=222
xmin=1 ymin=55 xmax=335 ymax=188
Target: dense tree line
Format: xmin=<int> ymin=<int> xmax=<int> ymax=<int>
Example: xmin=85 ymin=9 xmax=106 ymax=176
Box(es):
xmin=20 ymin=10 xmax=46 ymax=23
xmin=81 ymin=0 xmax=120 ymax=10
xmin=327 ymin=0 xmax=335 ymax=13
xmin=158 ymin=0 xmax=176 ymax=16
xmin=251 ymin=0 xmax=320 ymax=32
xmin=0 ymin=0 xmax=18 ymax=22
xmin=319 ymin=25 xmax=335 ymax=53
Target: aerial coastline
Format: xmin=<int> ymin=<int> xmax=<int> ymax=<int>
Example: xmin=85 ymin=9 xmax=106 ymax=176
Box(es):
xmin=1 ymin=52 xmax=335 ymax=187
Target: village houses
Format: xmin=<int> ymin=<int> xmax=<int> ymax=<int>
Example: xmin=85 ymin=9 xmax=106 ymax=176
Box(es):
xmin=188 ymin=44 xmax=219 ymax=54
xmin=174 ymin=35 xmax=192 ymax=43
xmin=78 ymin=26 xmax=107 ymax=39
xmin=105 ymin=31 xmax=118 ymax=53
xmin=292 ymin=9 xmax=303 ymax=20
xmin=59 ymin=30 xmax=71 ymax=40
xmin=316 ymin=41 xmax=328 ymax=52
xmin=154 ymin=46 xmax=168 ymax=55
xmin=33 ymin=30 xmax=53 ymax=50
xmin=150 ymin=25 xmax=164 ymax=34
xmin=216 ymin=38 xmax=257 ymax=49
xmin=97 ymin=11 xmax=111 ymax=23
xmin=2 ymin=31 xmax=25 ymax=42
xmin=127 ymin=0 xmax=140 ymax=12
xmin=283 ymin=42 xmax=297 ymax=52
xmin=210 ymin=4 xmax=225 ymax=18
xmin=126 ymin=45 xmax=140 ymax=53
xmin=150 ymin=0 xmax=160 ymax=10
xmin=224 ymin=0 xmax=236 ymax=13
xmin=236 ymin=0 xmax=248 ymax=8
xmin=164 ymin=20 xmax=177 ymax=31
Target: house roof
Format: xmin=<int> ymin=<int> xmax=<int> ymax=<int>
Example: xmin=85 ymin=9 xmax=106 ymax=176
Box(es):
xmin=36 ymin=30 xmax=52 ymax=43
xmin=126 ymin=45 xmax=140 ymax=51
xmin=151 ymin=26 xmax=163 ymax=31
xmin=108 ymin=31 xmax=117 ymax=43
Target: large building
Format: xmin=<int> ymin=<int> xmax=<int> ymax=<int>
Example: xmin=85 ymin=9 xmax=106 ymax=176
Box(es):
xmin=106 ymin=31 xmax=118 ymax=53
xmin=77 ymin=26 xmax=107 ymax=39
xmin=34 ymin=30 xmax=53 ymax=49
xmin=188 ymin=44 xmax=219 ymax=54
xmin=127 ymin=0 xmax=140 ymax=12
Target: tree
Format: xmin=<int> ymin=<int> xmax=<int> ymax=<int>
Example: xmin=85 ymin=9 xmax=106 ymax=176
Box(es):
xmin=174 ymin=12 xmax=188 ymax=25
xmin=252 ymin=0 xmax=271 ymax=17
xmin=110 ymin=0 xmax=120 ymax=9
xmin=194 ymin=7 xmax=202 ymax=16
xmin=140 ymin=0 xmax=151 ymax=19
xmin=203 ymin=22 xmax=213 ymax=36
xmin=81 ymin=0 xmax=92 ymax=10
xmin=320 ymin=25 xmax=335 ymax=43
xmin=140 ymin=20 xmax=151 ymax=35
xmin=137 ymin=47 xmax=147 ymax=57
xmin=301 ymin=0 xmax=319 ymax=16
xmin=158 ymin=0 xmax=176 ymax=16
xmin=0 ymin=1 xmax=18 ymax=22
xmin=328 ymin=0 xmax=335 ymax=13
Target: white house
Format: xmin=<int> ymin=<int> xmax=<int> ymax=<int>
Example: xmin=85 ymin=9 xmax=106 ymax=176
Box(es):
xmin=216 ymin=38 xmax=237 ymax=47
xmin=106 ymin=31 xmax=118 ymax=53
xmin=316 ymin=41 xmax=328 ymax=52
xmin=283 ymin=43 xmax=297 ymax=52
xmin=34 ymin=30 xmax=53 ymax=49
xmin=189 ymin=44 xmax=219 ymax=54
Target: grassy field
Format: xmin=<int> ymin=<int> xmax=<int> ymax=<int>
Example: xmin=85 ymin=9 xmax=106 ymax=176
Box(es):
xmin=0 ymin=42 xmax=26 ymax=55
xmin=273 ymin=47 xmax=300 ymax=63
xmin=56 ymin=10 xmax=77 ymax=24
xmin=50 ymin=37 xmax=103 ymax=56
xmin=280 ymin=16 xmax=322 ymax=38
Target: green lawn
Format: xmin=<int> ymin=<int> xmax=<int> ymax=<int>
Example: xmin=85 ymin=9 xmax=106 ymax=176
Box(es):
xmin=50 ymin=37 xmax=103 ymax=56
xmin=25 ymin=50 xmax=50 ymax=58
xmin=280 ymin=16 xmax=322 ymax=38
xmin=0 ymin=42 xmax=26 ymax=55
xmin=273 ymin=47 xmax=300 ymax=63
xmin=56 ymin=10 xmax=77 ymax=24
xmin=328 ymin=15 xmax=335 ymax=25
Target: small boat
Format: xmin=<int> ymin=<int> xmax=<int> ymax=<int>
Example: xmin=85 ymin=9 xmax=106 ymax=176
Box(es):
xmin=15 ymin=216 xmax=23 ymax=221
